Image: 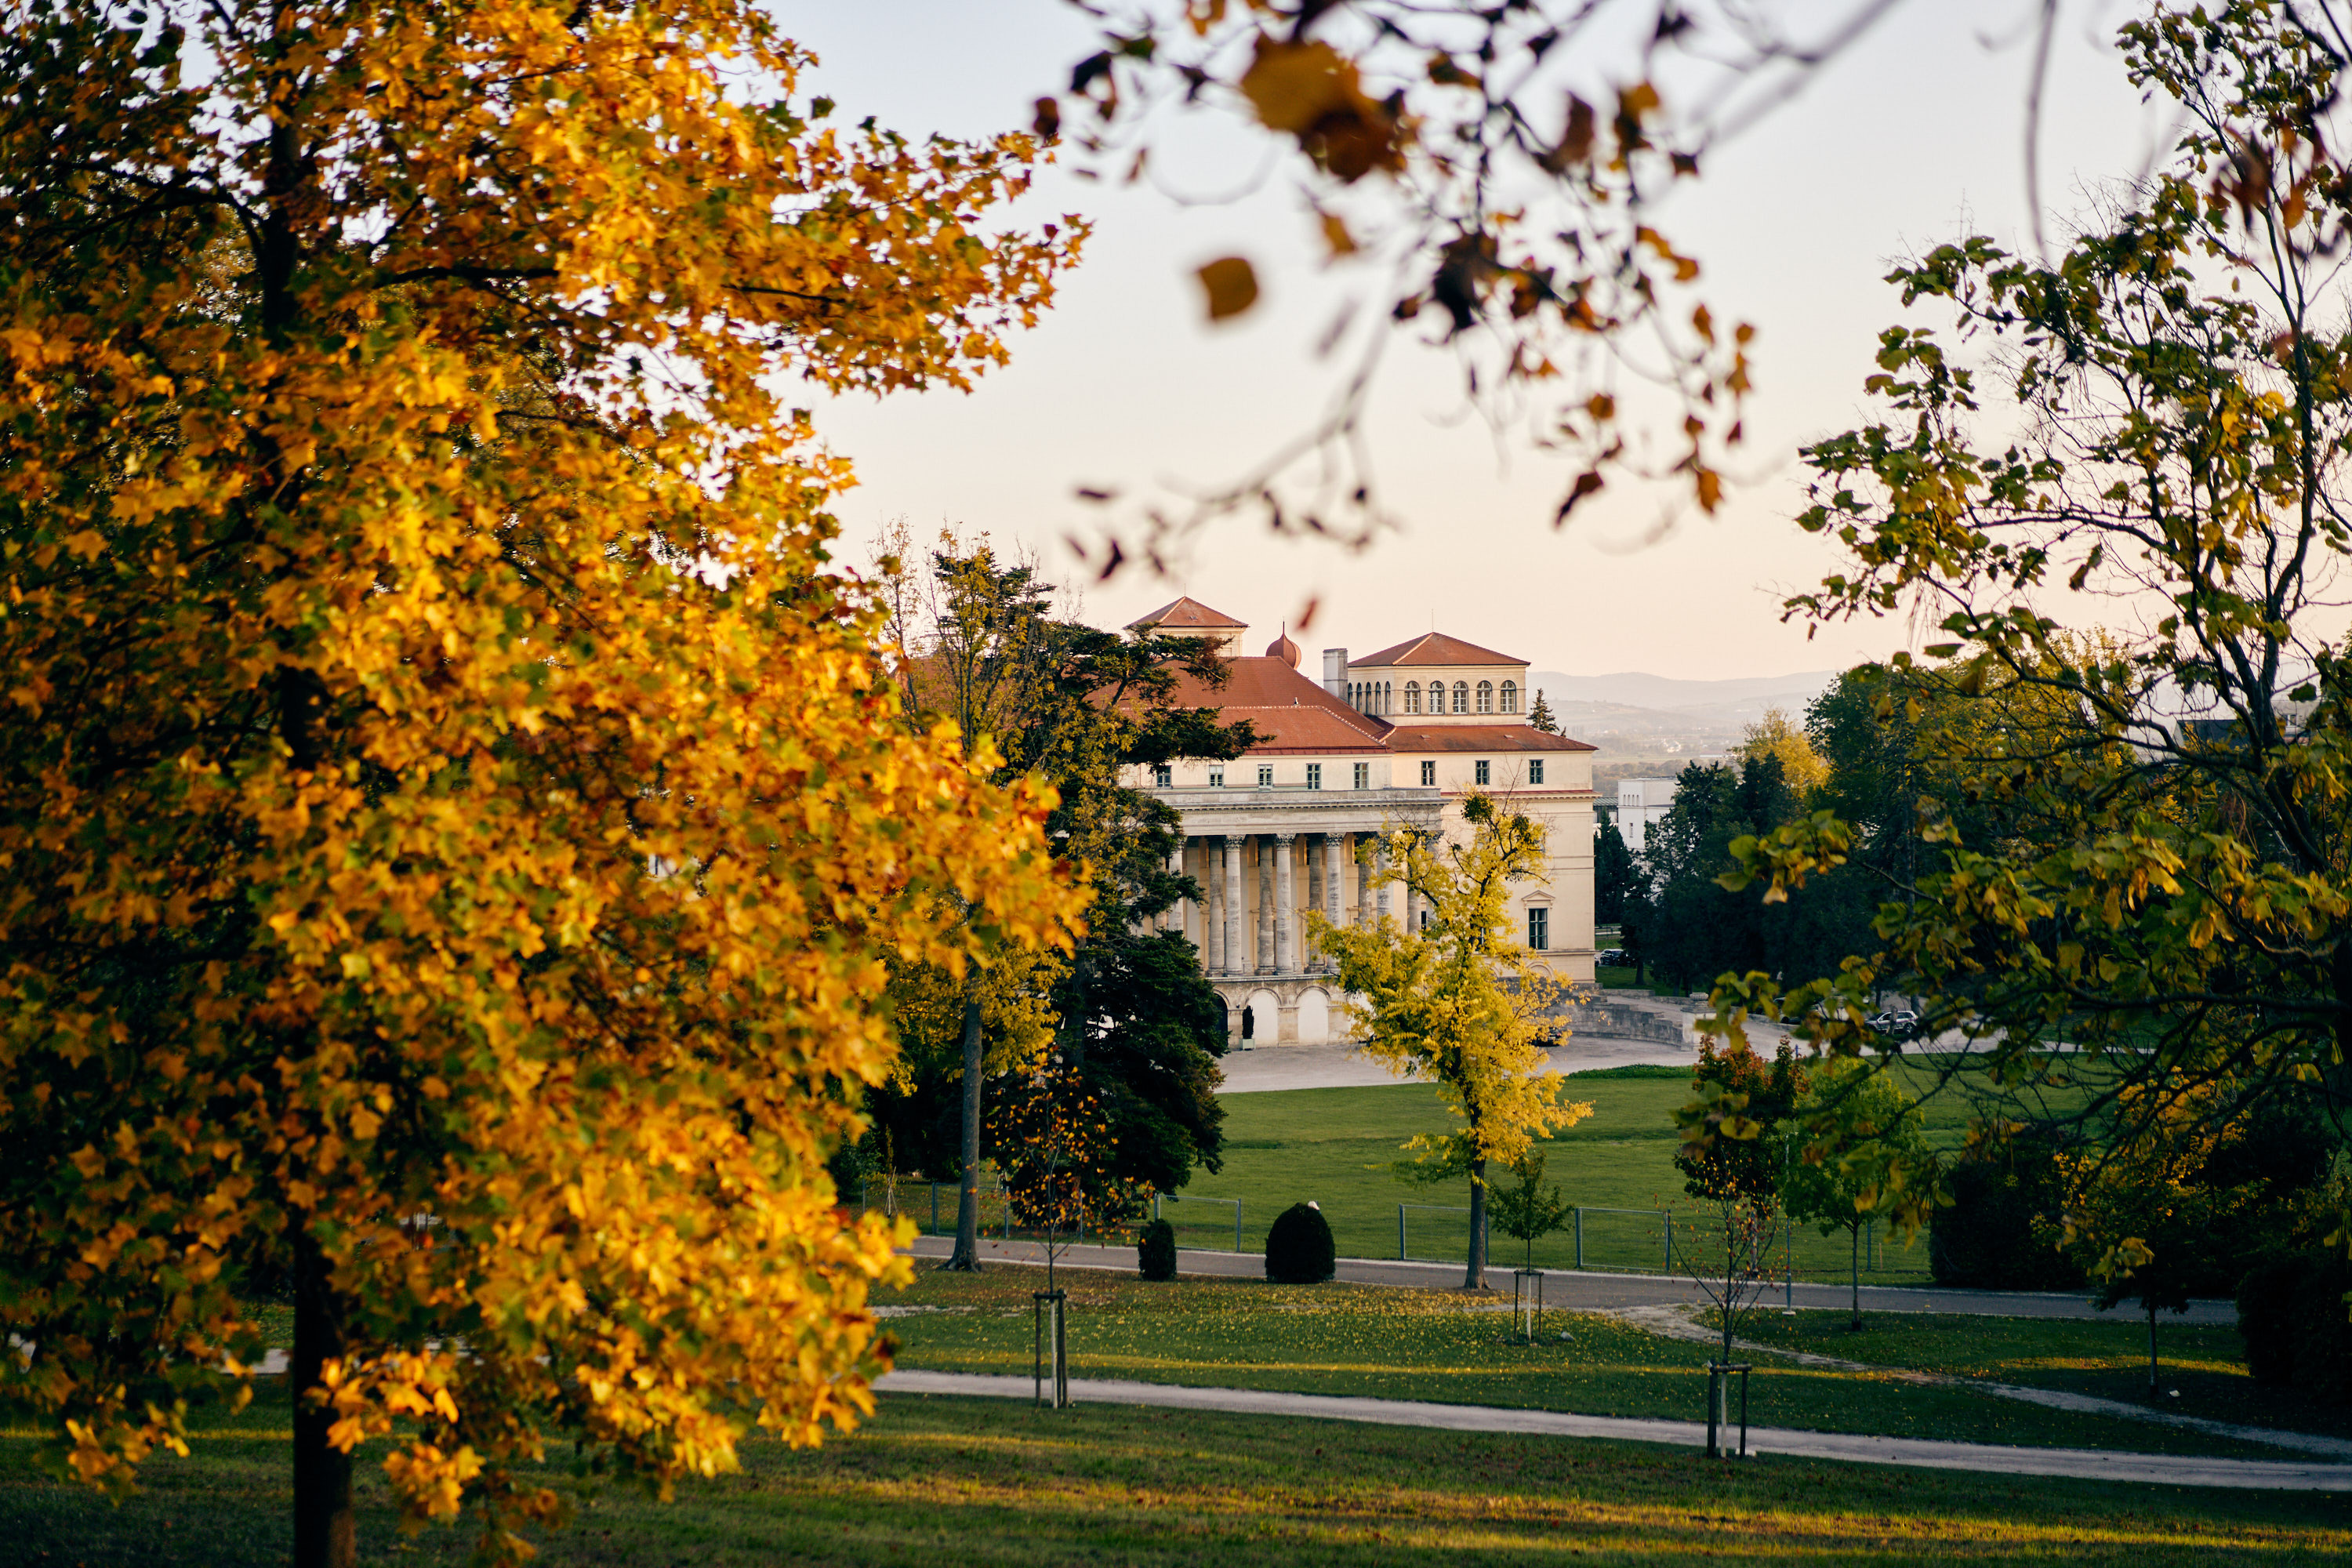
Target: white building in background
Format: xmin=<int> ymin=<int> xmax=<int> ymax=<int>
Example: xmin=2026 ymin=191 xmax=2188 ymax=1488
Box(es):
xmin=1615 ymin=776 xmax=1681 ymax=855
xmin=1123 ymin=597 xmax=1598 ymax=1047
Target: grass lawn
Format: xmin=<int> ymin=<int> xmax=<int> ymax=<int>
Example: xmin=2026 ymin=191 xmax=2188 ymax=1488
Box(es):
xmin=1729 ymin=1311 xmax=2352 ymax=1446
xmin=1147 ymin=1073 xmax=1982 ymax=1283
xmin=8 ymin=1385 xmax=2349 ymax=1566
xmin=882 ymin=1265 xmax=2291 ymax=1459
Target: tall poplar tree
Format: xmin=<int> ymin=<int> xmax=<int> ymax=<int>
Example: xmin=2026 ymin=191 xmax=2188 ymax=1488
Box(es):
xmin=0 ymin=5 xmax=1083 ymax=1563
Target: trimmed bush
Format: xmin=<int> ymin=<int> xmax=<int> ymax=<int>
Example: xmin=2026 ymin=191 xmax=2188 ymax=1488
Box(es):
xmin=1928 ymin=1140 xmax=2082 ymax=1291
xmin=1138 ymin=1218 xmax=1178 ymax=1282
xmin=1264 ymin=1201 xmax=1335 ymax=1284
xmin=2238 ymin=1250 xmax=2352 ymax=1404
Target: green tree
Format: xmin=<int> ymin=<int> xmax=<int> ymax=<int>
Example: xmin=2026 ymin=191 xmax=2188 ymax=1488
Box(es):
xmin=1783 ymin=1058 xmax=1938 ymax=1330
xmin=1642 ymin=756 xmax=1800 ymax=992
xmin=1672 ymin=1037 xmax=1808 ymax=1364
xmin=879 ymin=541 xmax=1253 ymax=1262
xmin=1310 ymin=797 xmax=1593 ymax=1290
xmin=1592 ymin=816 xmax=1645 ymax=932
xmin=1489 ymin=1149 xmax=1574 ymax=1270
xmin=1737 ymin=3 xmax=2352 ymax=1241
xmin=1528 ymin=688 xmax=1563 ymax=735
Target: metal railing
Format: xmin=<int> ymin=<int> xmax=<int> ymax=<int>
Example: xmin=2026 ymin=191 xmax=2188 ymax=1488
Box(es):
xmin=1154 ymin=1192 xmax=1243 ymax=1253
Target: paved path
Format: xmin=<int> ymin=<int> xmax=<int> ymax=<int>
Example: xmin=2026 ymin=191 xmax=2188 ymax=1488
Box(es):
xmin=877 ymin=1370 xmax=2351 ymax=1492
xmin=903 ymin=1235 xmax=2238 ymax=1324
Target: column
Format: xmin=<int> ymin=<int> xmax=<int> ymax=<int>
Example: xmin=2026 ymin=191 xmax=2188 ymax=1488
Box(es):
xmin=1256 ymin=836 xmax=1275 ymax=975
xmin=1221 ymin=835 xmax=1243 ymax=977
xmin=1375 ymin=837 xmax=1392 ymax=926
xmin=1273 ymin=833 xmax=1297 ymax=975
xmin=1323 ymin=832 xmax=1342 ymax=964
xmin=1354 ymin=833 xmax=1372 ymax=928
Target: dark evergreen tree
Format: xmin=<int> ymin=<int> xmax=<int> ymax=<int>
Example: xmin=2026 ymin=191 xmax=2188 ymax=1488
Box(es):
xmin=1592 ymin=816 xmax=1643 ymax=929
xmin=1527 ymin=688 xmax=1562 ymax=735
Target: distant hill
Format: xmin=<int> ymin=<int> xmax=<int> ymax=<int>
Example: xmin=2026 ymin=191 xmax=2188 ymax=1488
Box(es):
xmin=1530 ymin=670 xmax=1840 ymax=715
xmin=1528 ymin=670 xmax=1841 ymax=777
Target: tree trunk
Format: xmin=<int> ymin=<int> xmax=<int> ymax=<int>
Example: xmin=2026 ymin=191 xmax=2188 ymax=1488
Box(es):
xmin=1465 ymin=1159 xmax=1489 ymax=1290
xmin=292 ymin=1228 xmax=355 ymax=1568
xmin=947 ymin=996 xmax=985 ymax=1271
xmin=1850 ymin=1224 xmax=1862 ymax=1332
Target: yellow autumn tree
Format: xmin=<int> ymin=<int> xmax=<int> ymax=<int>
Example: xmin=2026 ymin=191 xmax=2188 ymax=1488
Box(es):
xmin=1740 ymin=707 xmax=1828 ymax=797
xmin=0 ymin=4 xmax=1083 ymax=1565
xmin=1308 ymin=797 xmax=1592 ymax=1290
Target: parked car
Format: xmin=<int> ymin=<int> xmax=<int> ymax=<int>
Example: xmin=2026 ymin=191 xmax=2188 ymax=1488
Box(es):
xmin=1597 ymin=947 xmax=1632 ymax=967
xmin=1867 ymin=1010 xmax=1922 ymax=1040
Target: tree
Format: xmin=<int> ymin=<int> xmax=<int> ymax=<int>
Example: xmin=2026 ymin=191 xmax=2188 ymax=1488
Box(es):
xmin=1740 ymin=708 xmax=1828 ymax=797
xmin=1489 ymin=1150 xmax=1574 ymax=1271
xmin=1310 ymin=797 xmax=1593 ymax=1290
xmin=1782 ymin=1058 xmax=1938 ymax=1330
xmin=876 ymin=541 xmax=1250 ymax=1262
xmin=1528 ymin=688 xmax=1563 ymax=735
xmin=1641 ymin=756 xmax=1801 ymax=992
xmin=1672 ymin=1037 xmax=1808 ymax=1364
xmin=0 ymin=5 xmax=1084 ymax=1563
xmin=1737 ymin=2 xmax=2352 ymax=1229
xmin=1592 ymin=817 xmax=1646 ymax=932
xmin=2061 ymin=1088 xmax=2268 ymax=1396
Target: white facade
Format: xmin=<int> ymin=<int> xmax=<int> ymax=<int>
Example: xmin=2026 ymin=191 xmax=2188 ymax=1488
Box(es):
xmin=1125 ymin=601 xmax=1598 ymax=1047
xmin=1616 ymin=775 xmax=1680 ymax=855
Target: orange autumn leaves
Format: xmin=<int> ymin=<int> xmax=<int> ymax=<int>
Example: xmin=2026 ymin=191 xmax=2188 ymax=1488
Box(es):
xmin=0 ymin=0 xmax=1084 ymax=1551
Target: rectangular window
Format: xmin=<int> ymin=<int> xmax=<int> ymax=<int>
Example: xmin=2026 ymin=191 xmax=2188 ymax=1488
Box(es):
xmin=1352 ymin=762 xmax=1369 ymax=789
xmin=1420 ymin=760 xmax=1436 ymax=787
xmin=1475 ymin=760 xmax=1491 ymax=786
xmin=1258 ymin=764 xmax=1274 ymax=788
xmin=1208 ymin=768 xmax=1224 ymax=788
xmin=1528 ymin=760 xmax=1544 ymax=785
xmin=1305 ymin=763 xmax=1323 ymax=790
xmin=1527 ymin=908 xmax=1549 ymax=950
xmin=1153 ymin=764 xmax=1172 ymax=788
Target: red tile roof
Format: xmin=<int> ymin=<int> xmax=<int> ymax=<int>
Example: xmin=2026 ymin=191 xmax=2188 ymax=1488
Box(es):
xmin=1350 ymin=631 xmax=1526 ymax=668
xmin=1159 ymin=656 xmax=1394 ymax=754
xmin=1381 ymin=724 xmax=1596 ymax=753
xmin=1128 ymin=595 xmax=1247 ymax=632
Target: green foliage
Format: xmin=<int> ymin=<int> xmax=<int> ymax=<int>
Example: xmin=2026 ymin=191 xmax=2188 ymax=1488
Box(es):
xmin=1784 ymin=1058 xmax=1940 ymax=1241
xmin=1672 ymin=1039 xmax=1808 ymax=1206
xmin=2238 ymin=1250 xmax=2352 ymax=1404
xmin=1527 ymin=689 xmax=1562 ymax=735
xmin=1487 ymin=1151 xmax=1573 ymax=1269
xmin=1592 ymin=816 xmax=1644 ymax=930
xmin=1263 ymin=1203 xmax=1336 ymax=1284
xmin=1638 ymin=755 xmax=1810 ymax=992
xmin=1308 ymin=798 xmax=1592 ymax=1286
xmin=1744 ymin=2 xmax=2352 ymax=1216
xmin=1138 ymin=1218 xmax=1179 ymax=1283
xmin=1929 ymin=1136 xmax=2082 ymax=1293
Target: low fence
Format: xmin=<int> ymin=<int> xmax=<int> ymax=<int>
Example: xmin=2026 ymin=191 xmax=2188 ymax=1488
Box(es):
xmin=856 ymin=1178 xmax=1916 ymax=1280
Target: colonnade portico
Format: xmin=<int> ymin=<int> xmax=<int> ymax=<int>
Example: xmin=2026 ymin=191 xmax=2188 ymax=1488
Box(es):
xmin=1162 ymin=786 xmax=1444 ymax=1046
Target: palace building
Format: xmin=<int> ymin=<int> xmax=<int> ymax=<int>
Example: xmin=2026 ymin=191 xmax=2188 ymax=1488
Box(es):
xmin=1124 ymin=597 xmax=1598 ymax=1047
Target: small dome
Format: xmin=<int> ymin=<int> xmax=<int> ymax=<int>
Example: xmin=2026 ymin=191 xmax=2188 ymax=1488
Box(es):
xmin=1266 ymin=627 xmax=1302 ymax=666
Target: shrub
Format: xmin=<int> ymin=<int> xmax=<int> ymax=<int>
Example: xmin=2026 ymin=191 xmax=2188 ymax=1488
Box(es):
xmin=1138 ymin=1218 xmax=1178 ymax=1282
xmin=1264 ymin=1202 xmax=1335 ymax=1284
xmin=1928 ymin=1138 xmax=2082 ymax=1291
xmin=2238 ymin=1250 xmax=2352 ymax=1404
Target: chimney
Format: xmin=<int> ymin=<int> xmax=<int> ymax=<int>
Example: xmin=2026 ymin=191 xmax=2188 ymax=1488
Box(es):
xmin=1322 ymin=648 xmax=1350 ymax=701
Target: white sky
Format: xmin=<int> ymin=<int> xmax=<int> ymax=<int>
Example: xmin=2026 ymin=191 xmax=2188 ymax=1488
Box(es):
xmin=781 ymin=2 xmax=2168 ymax=681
